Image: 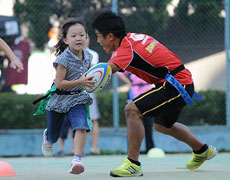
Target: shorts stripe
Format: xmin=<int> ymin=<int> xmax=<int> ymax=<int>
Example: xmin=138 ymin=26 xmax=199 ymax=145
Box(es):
xmin=133 ymin=85 xmax=163 ymax=103
xmin=134 ymin=82 xmax=193 ymax=128
xmin=140 ymin=84 xmax=186 ymax=116
xmin=143 ymin=93 xmax=181 ymax=115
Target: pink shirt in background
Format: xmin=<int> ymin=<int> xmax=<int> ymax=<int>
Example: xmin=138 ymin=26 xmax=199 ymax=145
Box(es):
xmin=117 ymin=72 xmax=152 ymax=98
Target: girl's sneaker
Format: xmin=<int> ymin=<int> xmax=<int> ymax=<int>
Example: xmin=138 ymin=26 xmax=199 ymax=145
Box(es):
xmin=69 ymin=159 xmax=84 ymax=175
xmin=41 ymin=129 xmax=53 ymax=157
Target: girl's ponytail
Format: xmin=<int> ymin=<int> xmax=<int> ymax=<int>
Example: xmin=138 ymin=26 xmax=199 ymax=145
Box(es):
xmin=54 ymin=39 xmax=67 ymax=56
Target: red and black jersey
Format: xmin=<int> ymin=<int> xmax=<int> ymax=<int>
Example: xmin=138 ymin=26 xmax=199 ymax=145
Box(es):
xmin=109 ymin=33 xmax=193 ymax=85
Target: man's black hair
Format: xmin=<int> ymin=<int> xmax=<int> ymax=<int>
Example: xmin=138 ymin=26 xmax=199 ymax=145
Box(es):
xmin=92 ymin=11 xmax=126 ymax=38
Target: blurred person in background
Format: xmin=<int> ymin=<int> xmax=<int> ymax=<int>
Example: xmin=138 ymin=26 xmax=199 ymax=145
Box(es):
xmin=55 ymin=116 xmax=74 ymax=157
xmin=47 ymin=19 xmax=59 ymax=50
xmin=3 ymin=36 xmax=30 ymax=92
xmin=0 ymin=38 xmax=23 ymax=72
xmin=85 ymin=35 xmax=101 ymax=155
xmin=0 ymin=38 xmax=24 ymax=91
xmin=117 ymin=72 xmax=155 ymax=154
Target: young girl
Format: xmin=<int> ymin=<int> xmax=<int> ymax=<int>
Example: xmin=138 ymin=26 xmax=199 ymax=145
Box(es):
xmin=41 ymin=17 xmax=94 ymax=175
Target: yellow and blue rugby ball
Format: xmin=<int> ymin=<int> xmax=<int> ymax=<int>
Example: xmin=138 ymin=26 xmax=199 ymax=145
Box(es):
xmin=85 ymin=62 xmax=112 ymax=93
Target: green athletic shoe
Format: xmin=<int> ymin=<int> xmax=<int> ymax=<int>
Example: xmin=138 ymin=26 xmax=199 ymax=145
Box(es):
xmin=110 ymin=158 xmax=143 ymax=177
xmin=186 ymin=145 xmax=217 ymax=170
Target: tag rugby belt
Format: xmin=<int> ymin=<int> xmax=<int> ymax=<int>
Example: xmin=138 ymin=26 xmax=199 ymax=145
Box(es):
xmin=32 ymin=88 xmax=83 ymax=105
xmin=165 ymin=64 xmax=202 ymax=105
xmin=32 ymin=64 xmax=201 ymax=106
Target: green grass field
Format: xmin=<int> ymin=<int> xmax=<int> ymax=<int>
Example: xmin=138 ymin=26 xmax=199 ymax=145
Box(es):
xmin=0 ymin=153 xmax=229 ymax=180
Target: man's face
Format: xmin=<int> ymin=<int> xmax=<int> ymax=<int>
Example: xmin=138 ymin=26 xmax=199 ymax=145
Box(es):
xmin=95 ymin=29 xmax=116 ymax=54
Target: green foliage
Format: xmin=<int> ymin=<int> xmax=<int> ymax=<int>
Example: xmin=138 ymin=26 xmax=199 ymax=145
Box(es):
xmin=14 ymin=0 xmax=53 ymax=49
xmin=12 ymin=0 xmax=172 ymax=49
xmin=13 ymin=0 xmax=110 ymax=49
xmin=175 ymin=0 xmax=224 ymax=34
xmin=123 ymin=0 xmax=171 ymax=36
xmin=101 ymin=149 xmax=126 ymax=155
xmin=0 ymin=90 xmax=226 ymax=129
xmin=97 ymin=91 xmax=127 ymax=127
xmin=0 ymin=93 xmax=47 ymax=129
xmin=178 ymin=90 xmax=225 ymax=125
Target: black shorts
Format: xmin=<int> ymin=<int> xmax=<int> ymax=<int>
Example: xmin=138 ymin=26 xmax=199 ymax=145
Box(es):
xmin=133 ymin=81 xmax=194 ymax=128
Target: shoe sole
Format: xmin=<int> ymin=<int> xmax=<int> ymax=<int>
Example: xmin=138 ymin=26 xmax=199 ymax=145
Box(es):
xmin=110 ymin=171 xmax=143 ymax=177
xmin=69 ymin=164 xmax=84 ymax=175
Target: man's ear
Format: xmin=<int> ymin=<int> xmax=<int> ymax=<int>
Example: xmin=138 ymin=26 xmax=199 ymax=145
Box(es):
xmin=108 ymin=33 xmax=115 ymax=41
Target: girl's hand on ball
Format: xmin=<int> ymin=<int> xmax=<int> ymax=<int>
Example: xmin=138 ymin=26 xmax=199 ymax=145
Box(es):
xmin=78 ymin=73 xmax=95 ymax=88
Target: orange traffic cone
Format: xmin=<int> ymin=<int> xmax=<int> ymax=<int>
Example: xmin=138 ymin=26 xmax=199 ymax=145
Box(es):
xmin=0 ymin=161 xmax=16 ymax=177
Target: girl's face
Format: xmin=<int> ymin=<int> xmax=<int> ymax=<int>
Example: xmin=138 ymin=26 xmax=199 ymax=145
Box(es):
xmin=63 ymin=23 xmax=87 ymax=55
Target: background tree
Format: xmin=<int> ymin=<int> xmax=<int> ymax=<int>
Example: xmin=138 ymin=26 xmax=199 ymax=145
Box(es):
xmin=13 ymin=0 xmax=171 ymax=50
xmin=122 ymin=0 xmax=171 ymax=36
xmin=13 ymin=0 xmax=111 ymax=50
xmin=14 ymin=0 xmax=53 ymax=49
xmin=175 ymin=0 xmax=224 ymax=34
xmin=13 ymin=0 xmax=224 ymax=63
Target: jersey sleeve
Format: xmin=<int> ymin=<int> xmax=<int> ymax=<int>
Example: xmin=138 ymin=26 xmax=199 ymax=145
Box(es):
xmin=53 ymin=54 xmax=68 ymax=69
xmin=108 ymin=41 xmax=132 ymax=71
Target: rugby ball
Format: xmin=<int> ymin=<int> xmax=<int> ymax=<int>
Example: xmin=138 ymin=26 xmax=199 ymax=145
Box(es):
xmin=85 ymin=62 xmax=112 ymax=93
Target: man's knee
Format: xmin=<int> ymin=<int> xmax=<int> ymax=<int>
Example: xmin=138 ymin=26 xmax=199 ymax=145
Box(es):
xmin=125 ymin=102 xmax=141 ymax=117
xmin=124 ymin=102 xmax=133 ymax=113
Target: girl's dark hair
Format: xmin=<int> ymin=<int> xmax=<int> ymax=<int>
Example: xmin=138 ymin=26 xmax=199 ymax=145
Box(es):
xmin=92 ymin=11 xmax=126 ymax=38
xmin=54 ymin=17 xmax=87 ymax=56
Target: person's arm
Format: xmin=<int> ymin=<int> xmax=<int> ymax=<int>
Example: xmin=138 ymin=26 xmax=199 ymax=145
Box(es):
xmin=55 ymin=64 xmax=94 ymax=89
xmin=116 ymin=72 xmax=132 ymax=93
xmin=0 ymin=38 xmax=24 ymax=73
xmin=108 ymin=62 xmax=121 ymax=73
xmin=108 ymin=62 xmax=130 ymax=92
xmin=117 ymin=73 xmax=132 ymax=87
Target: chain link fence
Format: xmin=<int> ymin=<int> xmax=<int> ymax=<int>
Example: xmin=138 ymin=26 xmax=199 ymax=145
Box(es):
xmin=11 ymin=0 xmax=224 ymax=62
xmin=0 ymin=0 xmax=226 ymax=127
